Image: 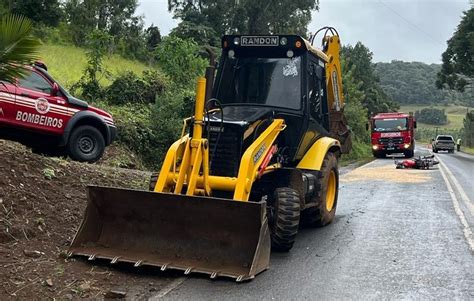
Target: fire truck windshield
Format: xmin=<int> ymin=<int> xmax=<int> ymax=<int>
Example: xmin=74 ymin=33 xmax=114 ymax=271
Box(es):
xmin=374 ymin=118 xmax=408 ymax=132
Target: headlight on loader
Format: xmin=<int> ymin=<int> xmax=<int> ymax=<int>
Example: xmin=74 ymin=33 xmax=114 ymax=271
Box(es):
xmin=372 ymin=145 xmax=379 ymax=150
xmin=404 ymin=143 xmax=411 ymax=149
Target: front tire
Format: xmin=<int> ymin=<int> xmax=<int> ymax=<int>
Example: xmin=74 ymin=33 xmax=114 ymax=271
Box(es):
xmin=269 ymin=187 xmax=301 ymax=252
xmin=404 ymin=149 xmax=414 ymax=158
xmin=67 ymin=125 xmax=105 ymax=162
xmin=302 ymin=152 xmax=339 ymax=227
xmin=373 ymin=151 xmax=385 ymax=158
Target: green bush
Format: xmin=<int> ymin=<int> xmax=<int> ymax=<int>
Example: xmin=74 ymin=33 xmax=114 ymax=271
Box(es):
xmin=150 ymin=89 xmax=196 ymax=162
xmin=341 ymin=140 xmax=371 ymax=164
xmin=95 ymin=102 xmax=161 ymax=168
xmin=106 ymin=70 xmax=168 ymax=105
xmin=32 ymin=23 xmax=71 ymax=45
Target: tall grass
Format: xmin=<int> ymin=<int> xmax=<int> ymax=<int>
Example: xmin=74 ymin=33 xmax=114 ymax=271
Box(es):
xmin=38 ymin=44 xmax=150 ymax=89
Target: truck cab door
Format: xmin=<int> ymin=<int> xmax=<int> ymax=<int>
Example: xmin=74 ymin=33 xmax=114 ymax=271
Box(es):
xmin=0 ymin=81 xmax=18 ymax=124
xmin=14 ymin=69 xmax=69 ymax=135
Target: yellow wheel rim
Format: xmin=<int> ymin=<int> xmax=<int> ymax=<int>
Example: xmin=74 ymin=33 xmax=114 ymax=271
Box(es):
xmin=326 ymin=170 xmax=336 ymax=212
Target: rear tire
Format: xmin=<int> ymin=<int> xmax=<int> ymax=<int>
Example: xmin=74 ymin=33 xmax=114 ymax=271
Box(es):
xmin=302 ymin=152 xmax=339 ymax=227
xmin=32 ymin=146 xmax=66 ymax=157
xmin=269 ymin=187 xmax=301 ymax=252
xmin=149 ymin=172 xmax=159 ymax=191
xmin=67 ymin=125 xmax=105 ymax=162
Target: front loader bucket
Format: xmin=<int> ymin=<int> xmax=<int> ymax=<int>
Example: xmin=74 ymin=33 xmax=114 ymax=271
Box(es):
xmin=68 ymin=186 xmax=270 ymax=281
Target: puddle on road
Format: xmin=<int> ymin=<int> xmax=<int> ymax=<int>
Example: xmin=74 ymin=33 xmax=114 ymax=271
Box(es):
xmin=341 ymin=164 xmax=435 ymax=184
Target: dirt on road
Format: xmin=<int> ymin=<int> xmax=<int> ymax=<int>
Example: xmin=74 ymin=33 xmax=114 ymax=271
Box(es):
xmin=0 ymin=140 xmax=172 ymax=299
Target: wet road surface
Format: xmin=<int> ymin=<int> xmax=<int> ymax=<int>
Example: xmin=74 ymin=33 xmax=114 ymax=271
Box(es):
xmin=156 ymin=150 xmax=474 ymax=300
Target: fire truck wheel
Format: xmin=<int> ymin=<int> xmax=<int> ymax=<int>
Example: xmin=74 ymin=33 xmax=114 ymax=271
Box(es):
xmin=269 ymin=187 xmax=301 ymax=252
xmin=301 ymin=152 xmax=339 ymax=227
xmin=404 ymin=149 xmax=414 ymax=158
xmin=67 ymin=125 xmax=105 ymax=163
xmin=373 ymin=151 xmax=385 ymax=158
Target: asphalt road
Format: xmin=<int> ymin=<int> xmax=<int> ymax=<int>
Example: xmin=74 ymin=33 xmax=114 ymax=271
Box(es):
xmin=156 ymin=150 xmax=474 ymax=300
xmin=435 ymin=150 xmax=474 ymax=226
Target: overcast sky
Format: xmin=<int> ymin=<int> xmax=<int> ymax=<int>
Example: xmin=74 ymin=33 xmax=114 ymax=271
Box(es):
xmin=137 ymin=0 xmax=472 ymax=64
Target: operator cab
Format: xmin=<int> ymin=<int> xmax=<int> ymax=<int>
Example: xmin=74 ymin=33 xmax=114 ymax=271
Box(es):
xmin=215 ymin=36 xmax=329 ymax=121
xmin=209 ymin=35 xmax=331 ymax=175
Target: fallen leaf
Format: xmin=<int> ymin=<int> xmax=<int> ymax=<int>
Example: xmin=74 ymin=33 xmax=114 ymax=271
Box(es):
xmin=79 ymin=282 xmax=91 ymax=291
xmin=23 ymin=250 xmax=43 ymax=258
xmin=46 ymin=278 xmax=53 ymax=287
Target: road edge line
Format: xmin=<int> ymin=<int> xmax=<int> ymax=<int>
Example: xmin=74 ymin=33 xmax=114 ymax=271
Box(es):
xmin=438 ymin=157 xmax=474 ymax=216
xmin=149 ymin=277 xmax=186 ymax=300
xmin=438 ymin=159 xmax=474 ymax=216
xmin=438 ymin=160 xmax=474 ymax=252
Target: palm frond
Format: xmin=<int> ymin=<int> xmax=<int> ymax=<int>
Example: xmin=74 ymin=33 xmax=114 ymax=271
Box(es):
xmin=0 ymin=14 xmax=41 ymax=82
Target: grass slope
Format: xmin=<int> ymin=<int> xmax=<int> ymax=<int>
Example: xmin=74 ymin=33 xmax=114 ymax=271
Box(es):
xmin=400 ymin=104 xmax=469 ymax=130
xmin=39 ymin=44 xmax=149 ymax=88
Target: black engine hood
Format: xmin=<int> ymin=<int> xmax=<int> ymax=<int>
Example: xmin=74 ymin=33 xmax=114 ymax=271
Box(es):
xmin=208 ymin=106 xmax=276 ymax=125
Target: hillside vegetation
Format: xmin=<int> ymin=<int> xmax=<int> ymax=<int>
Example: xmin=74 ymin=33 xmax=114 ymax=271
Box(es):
xmin=401 ymin=105 xmax=468 ymax=129
xmin=400 ymin=104 xmax=468 ymax=142
xmin=375 ymin=61 xmax=471 ymax=106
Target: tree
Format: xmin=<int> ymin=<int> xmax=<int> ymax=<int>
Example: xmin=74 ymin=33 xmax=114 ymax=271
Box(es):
xmin=0 ymin=14 xmax=41 ymax=82
xmin=168 ymin=0 xmax=320 ymax=44
xmin=64 ymin=0 xmax=142 ymax=46
xmin=170 ymin=21 xmax=219 ymax=46
xmin=70 ymin=30 xmax=112 ymax=100
xmin=0 ymin=1 xmax=10 ymax=16
xmin=154 ymin=36 xmax=207 ymax=90
xmin=437 ymin=8 xmax=473 ymax=92
xmin=145 ymin=24 xmax=162 ymax=51
xmin=341 ymin=59 xmax=368 ymax=141
xmin=342 ymin=42 xmax=398 ymax=114
xmin=463 ymin=111 xmax=474 ymax=147
xmin=8 ymin=0 xmax=62 ymax=27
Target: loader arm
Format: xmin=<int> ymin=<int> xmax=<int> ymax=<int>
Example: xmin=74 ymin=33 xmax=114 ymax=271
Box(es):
xmin=153 ymin=77 xmax=286 ymax=201
xmin=315 ymin=27 xmax=352 ymax=154
xmin=323 ymin=34 xmax=344 ymax=112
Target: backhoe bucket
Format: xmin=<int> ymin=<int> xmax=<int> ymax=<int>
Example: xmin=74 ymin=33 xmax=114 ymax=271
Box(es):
xmin=68 ymin=186 xmax=270 ymax=281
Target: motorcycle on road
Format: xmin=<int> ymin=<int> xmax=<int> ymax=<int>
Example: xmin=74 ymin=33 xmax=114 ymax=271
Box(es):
xmin=394 ymin=154 xmax=439 ymax=170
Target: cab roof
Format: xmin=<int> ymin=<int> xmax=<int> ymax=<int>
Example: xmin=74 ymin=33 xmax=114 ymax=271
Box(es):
xmin=222 ymin=35 xmax=329 ymax=62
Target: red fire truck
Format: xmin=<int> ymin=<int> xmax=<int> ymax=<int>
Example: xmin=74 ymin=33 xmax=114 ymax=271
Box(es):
xmin=0 ymin=63 xmax=116 ymax=162
xmin=369 ymin=112 xmax=416 ymax=158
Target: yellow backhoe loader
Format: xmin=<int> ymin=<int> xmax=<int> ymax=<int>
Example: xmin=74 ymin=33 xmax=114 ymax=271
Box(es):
xmin=69 ymin=27 xmax=351 ymax=282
